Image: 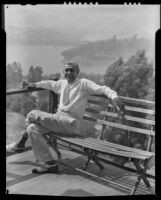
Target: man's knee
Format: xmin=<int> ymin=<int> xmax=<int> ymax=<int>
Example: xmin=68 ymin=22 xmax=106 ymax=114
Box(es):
xmin=26 ymin=110 xmax=39 ymax=125
xmin=27 ymin=109 xmax=38 ymax=118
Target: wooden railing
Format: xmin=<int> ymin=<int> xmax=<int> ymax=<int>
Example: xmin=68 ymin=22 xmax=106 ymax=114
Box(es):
xmin=6 ymin=88 xmax=155 ymax=115
xmin=6 ymin=87 xmax=58 ymax=114
xmin=6 ymin=78 xmax=59 ymax=114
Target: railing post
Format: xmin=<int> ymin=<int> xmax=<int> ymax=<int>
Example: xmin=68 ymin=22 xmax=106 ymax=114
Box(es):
xmin=49 ymin=77 xmax=59 ymax=114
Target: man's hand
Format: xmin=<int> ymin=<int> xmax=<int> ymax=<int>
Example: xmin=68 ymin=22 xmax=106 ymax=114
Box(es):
xmin=22 ymin=81 xmax=36 ymax=89
xmin=112 ymin=97 xmax=125 ymax=113
xmin=28 ymin=83 xmax=36 ymax=89
xmin=112 ymin=97 xmax=126 ymax=121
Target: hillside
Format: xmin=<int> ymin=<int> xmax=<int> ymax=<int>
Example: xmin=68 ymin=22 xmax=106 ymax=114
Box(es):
xmin=61 ymin=36 xmax=154 ymax=66
xmin=6 ymin=25 xmax=85 ymax=47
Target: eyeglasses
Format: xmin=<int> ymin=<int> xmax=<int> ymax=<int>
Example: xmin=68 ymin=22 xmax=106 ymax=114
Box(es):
xmin=64 ymin=68 xmax=75 ymax=73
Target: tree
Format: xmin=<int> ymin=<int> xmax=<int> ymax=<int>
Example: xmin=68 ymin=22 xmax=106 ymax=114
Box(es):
xmin=145 ymin=71 xmax=155 ymax=101
xmin=34 ymin=66 xmax=43 ymax=82
xmin=6 ymin=62 xmax=23 ymax=89
xmin=27 ymin=65 xmax=43 ymax=83
xmin=102 ymin=50 xmax=155 ymax=165
xmin=103 ymin=50 xmax=154 ymax=99
xmin=104 ymin=57 xmax=124 ymax=88
xmin=78 ymin=72 xmax=103 ymax=85
xmin=6 ymin=93 xmax=38 ymax=116
xmin=114 ymin=50 xmax=154 ymax=99
xmin=27 ymin=65 xmax=35 ymax=83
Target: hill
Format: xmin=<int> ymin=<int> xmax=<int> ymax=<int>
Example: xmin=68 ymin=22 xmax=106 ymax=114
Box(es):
xmin=61 ymin=36 xmax=154 ymax=66
xmin=6 ymin=25 xmax=85 ymax=47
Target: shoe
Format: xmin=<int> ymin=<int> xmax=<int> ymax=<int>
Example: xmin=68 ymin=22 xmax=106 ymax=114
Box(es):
xmin=6 ymin=142 xmax=25 ymax=153
xmin=32 ymin=160 xmax=59 ymax=174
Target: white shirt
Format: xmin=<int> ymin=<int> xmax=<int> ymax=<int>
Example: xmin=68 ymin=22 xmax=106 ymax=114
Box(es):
xmin=36 ymin=78 xmax=117 ymax=119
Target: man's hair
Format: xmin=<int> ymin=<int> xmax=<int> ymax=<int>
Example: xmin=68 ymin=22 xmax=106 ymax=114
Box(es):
xmin=65 ymin=62 xmax=80 ymax=74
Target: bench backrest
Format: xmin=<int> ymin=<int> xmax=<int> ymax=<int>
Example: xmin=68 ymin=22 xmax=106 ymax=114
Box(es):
xmin=83 ymin=95 xmax=155 ymax=153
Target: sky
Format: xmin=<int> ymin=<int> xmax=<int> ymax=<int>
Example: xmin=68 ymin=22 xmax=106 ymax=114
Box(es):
xmin=5 ymin=4 xmax=160 ymax=75
xmin=5 ymin=4 xmax=160 ymax=40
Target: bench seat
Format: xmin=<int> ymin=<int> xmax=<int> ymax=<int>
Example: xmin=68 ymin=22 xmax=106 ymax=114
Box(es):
xmin=54 ymin=136 xmax=154 ymax=160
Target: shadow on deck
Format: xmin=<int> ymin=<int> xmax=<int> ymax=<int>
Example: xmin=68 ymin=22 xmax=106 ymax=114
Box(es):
xmin=6 ymin=147 xmax=155 ymax=196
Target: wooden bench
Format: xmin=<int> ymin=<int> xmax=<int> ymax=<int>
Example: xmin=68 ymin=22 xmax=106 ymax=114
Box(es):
xmin=47 ymin=94 xmax=155 ymax=195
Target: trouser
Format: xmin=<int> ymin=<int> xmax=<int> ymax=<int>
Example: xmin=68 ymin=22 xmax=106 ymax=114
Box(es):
xmin=26 ymin=110 xmax=78 ymax=165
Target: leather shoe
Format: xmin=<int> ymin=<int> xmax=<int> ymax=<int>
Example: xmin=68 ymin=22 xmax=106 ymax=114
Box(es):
xmin=6 ymin=142 xmax=25 ymax=153
xmin=32 ymin=160 xmax=59 ymax=174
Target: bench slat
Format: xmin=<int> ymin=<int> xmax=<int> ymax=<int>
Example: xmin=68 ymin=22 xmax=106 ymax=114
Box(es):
xmin=84 ymin=138 xmax=154 ymax=156
xmin=100 ymin=111 xmax=155 ymax=125
xmin=90 ymin=94 xmax=155 ymax=107
xmin=83 ymin=114 xmax=97 ymax=122
xmin=60 ymin=138 xmax=146 ymax=159
xmin=52 ymin=133 xmax=153 ymax=156
xmin=125 ymin=106 xmax=155 ymax=115
xmin=86 ymin=103 xmax=155 ymax=115
xmin=85 ymin=108 xmax=155 ymax=125
xmin=56 ymin=136 xmax=153 ymax=160
xmin=83 ymin=115 xmax=155 ymax=136
xmin=78 ymin=137 xmax=153 ymax=157
xmin=119 ymin=96 xmax=155 ymax=107
xmin=97 ymin=120 xmax=155 ymax=136
xmin=87 ymin=99 xmax=107 ymax=106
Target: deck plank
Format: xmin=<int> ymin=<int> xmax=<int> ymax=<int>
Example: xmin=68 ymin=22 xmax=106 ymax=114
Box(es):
xmin=6 ymin=148 xmax=155 ymax=196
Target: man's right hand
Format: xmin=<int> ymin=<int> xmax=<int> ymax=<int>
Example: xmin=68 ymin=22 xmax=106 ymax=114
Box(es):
xmin=22 ymin=81 xmax=36 ymax=89
xmin=22 ymin=81 xmax=29 ymax=88
xmin=28 ymin=83 xmax=36 ymax=88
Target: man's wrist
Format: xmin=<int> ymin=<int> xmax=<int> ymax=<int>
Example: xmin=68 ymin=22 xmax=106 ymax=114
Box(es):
xmin=28 ymin=83 xmax=36 ymax=88
xmin=112 ymin=97 xmax=125 ymax=111
xmin=112 ymin=97 xmax=119 ymax=104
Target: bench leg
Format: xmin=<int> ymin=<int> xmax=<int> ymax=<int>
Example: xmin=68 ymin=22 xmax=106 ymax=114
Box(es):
xmin=92 ymin=152 xmax=104 ymax=170
xmin=83 ymin=149 xmax=93 ymax=170
xmin=130 ymin=159 xmax=154 ymax=195
xmin=130 ymin=171 xmax=143 ymax=195
xmin=83 ymin=149 xmax=104 ymax=171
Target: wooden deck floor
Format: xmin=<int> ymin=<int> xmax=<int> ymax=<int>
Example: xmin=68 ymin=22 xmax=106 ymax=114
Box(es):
xmin=6 ymin=147 xmax=155 ymax=196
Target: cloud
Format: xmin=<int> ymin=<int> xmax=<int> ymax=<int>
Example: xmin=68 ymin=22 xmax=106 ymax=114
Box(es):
xmin=5 ymin=4 xmax=159 ymax=40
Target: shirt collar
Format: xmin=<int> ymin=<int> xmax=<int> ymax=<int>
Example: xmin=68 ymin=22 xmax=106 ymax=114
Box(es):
xmin=68 ymin=78 xmax=79 ymax=88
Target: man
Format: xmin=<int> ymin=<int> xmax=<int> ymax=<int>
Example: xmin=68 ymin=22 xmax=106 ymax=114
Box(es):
xmin=7 ymin=62 xmax=124 ymax=174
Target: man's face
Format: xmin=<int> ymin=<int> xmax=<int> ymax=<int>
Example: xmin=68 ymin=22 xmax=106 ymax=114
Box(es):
xmin=63 ymin=65 xmax=78 ymax=83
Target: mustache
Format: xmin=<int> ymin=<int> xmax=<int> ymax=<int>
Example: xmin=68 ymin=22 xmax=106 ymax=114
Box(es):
xmin=64 ymin=74 xmax=74 ymax=77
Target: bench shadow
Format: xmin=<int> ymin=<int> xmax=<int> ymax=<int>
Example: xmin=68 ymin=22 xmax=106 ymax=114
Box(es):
xmin=8 ymin=155 xmax=152 ymax=195
xmin=58 ymin=156 xmax=153 ymax=195
xmin=62 ymin=189 xmax=95 ymax=196
xmin=8 ymin=160 xmax=38 ymax=166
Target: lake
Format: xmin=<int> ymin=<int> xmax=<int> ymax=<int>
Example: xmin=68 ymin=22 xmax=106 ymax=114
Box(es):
xmin=6 ymin=45 xmax=108 ymax=76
